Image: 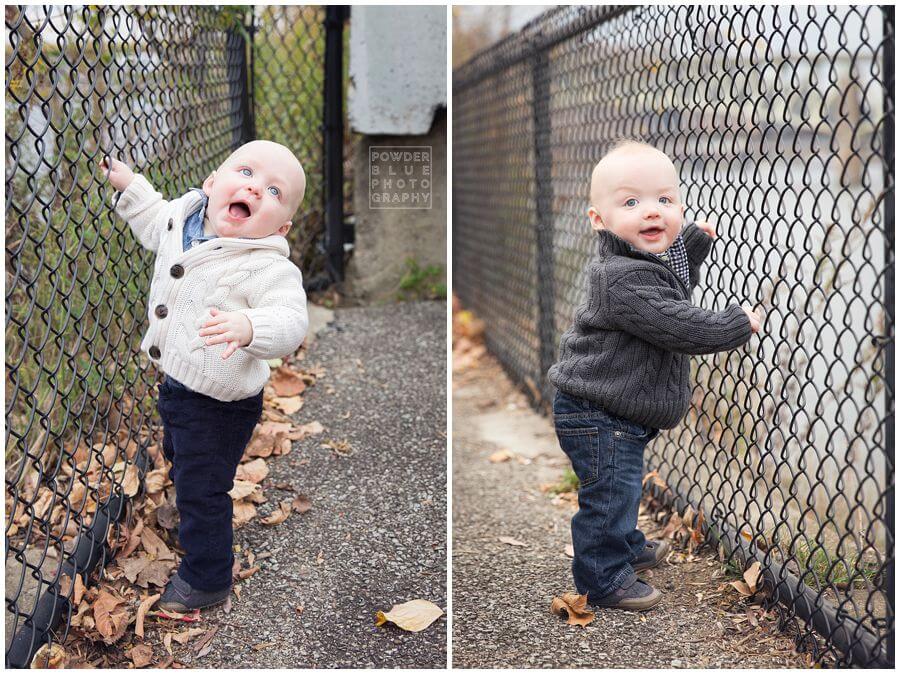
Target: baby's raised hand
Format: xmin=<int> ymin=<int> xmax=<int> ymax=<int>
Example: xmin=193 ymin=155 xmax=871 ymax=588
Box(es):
xmin=741 ymin=304 xmax=761 ymax=334
xmin=695 ymin=219 xmax=716 ymax=238
xmin=99 ymin=156 xmax=135 ymax=191
xmin=199 ymin=308 xmax=254 ymax=359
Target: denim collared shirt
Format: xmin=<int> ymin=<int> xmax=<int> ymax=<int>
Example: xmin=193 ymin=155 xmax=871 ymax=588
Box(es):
xmin=182 ymin=189 xmax=218 ymax=251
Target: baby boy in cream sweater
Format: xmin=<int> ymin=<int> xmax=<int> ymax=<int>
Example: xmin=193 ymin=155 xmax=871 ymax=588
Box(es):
xmin=102 ymin=140 xmax=308 ymax=610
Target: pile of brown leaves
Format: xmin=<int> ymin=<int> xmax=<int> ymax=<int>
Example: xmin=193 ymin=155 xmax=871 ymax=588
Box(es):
xmin=452 ymin=295 xmax=486 ymax=373
xmin=14 ymin=351 xmax=324 ymax=668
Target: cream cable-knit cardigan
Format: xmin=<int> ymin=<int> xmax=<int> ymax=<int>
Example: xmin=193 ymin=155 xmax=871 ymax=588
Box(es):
xmin=116 ymin=174 xmax=309 ymax=401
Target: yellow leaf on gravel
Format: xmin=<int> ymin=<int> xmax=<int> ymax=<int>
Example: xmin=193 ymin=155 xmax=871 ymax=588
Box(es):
xmin=488 ymin=449 xmax=513 ymax=463
xmin=550 ymin=592 xmax=595 ymax=627
xmin=375 ymin=599 xmax=444 ymax=632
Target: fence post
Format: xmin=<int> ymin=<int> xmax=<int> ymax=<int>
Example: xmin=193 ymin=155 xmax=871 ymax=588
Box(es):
xmin=323 ymin=6 xmax=348 ymax=282
xmin=228 ymin=13 xmax=255 ymax=150
xmin=531 ymin=46 xmax=555 ymax=402
xmin=883 ymin=6 xmax=895 ymax=665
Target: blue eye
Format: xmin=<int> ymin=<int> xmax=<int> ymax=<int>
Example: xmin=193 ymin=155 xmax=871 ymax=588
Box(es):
xmin=267 ymin=186 xmax=280 ymax=197
xmin=624 ymin=198 xmax=638 ymax=207
xmin=659 ymin=196 xmax=671 ymax=204
xmin=240 ymin=168 xmax=252 ymax=177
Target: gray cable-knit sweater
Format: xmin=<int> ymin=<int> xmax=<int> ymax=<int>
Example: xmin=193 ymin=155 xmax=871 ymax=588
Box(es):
xmin=548 ymin=222 xmax=752 ymax=430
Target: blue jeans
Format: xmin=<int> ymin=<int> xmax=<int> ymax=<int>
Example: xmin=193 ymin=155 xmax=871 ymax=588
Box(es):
xmin=157 ymin=376 xmax=263 ymax=591
xmin=553 ymin=389 xmax=659 ymax=600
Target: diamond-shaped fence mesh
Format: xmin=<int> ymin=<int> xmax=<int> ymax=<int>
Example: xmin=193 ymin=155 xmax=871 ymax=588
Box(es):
xmin=5 ymin=5 xmax=332 ymax=666
xmin=453 ymin=5 xmax=893 ymax=667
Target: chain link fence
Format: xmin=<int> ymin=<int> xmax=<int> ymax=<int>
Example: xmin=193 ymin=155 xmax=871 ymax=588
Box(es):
xmin=5 ymin=5 xmax=334 ymax=666
xmin=453 ymin=5 xmax=893 ymax=667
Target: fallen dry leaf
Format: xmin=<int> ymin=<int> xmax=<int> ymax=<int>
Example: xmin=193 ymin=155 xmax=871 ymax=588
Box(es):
xmin=260 ymin=500 xmax=292 ymax=525
xmin=93 ymin=589 xmax=131 ymax=644
xmin=550 ymin=592 xmax=595 ymax=627
xmin=564 ymin=544 xmax=574 ymax=557
xmin=498 ymin=536 xmax=527 ymax=547
xmin=237 ymin=565 xmax=260 ymax=580
xmin=156 ymin=503 xmax=179 ymax=530
xmin=30 ymin=642 xmax=68 ymax=668
xmin=271 ymin=368 xmax=307 ymax=397
xmin=172 ymin=627 xmax=207 ymax=645
xmin=252 ymin=641 xmax=276 ymax=651
xmin=289 ymin=420 xmax=324 ymax=440
xmin=193 ymin=626 xmax=219 ymax=657
xmin=321 ymin=439 xmax=353 ymax=457
xmin=291 ymin=494 xmax=312 ymax=513
xmin=129 ymin=643 xmax=153 ymax=668
xmin=375 ymin=599 xmax=444 ymax=632
xmin=744 ymin=560 xmax=762 ymax=590
xmin=228 ymin=480 xmax=260 ymax=501
xmin=149 ymin=609 xmax=202 ymax=623
xmin=272 ymin=396 xmax=303 ymax=414
xmin=141 ymin=527 xmax=175 ymax=560
xmin=144 ymin=468 xmax=169 ymax=495
xmin=232 ymin=501 xmax=257 ymax=528
xmin=488 ymin=449 xmax=513 ymax=463
xmin=135 ymin=593 xmax=161 ymax=638
xmin=236 ymin=458 xmax=269 ymax=484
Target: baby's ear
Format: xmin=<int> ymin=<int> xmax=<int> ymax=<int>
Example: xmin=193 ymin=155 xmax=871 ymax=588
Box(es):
xmin=587 ymin=206 xmax=604 ymax=232
xmin=202 ymin=172 xmax=216 ymax=196
xmin=277 ymin=220 xmax=292 ymax=236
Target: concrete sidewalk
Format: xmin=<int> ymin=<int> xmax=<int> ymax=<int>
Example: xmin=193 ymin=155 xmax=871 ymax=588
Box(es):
xmin=193 ymin=301 xmax=447 ymax=668
xmin=452 ymin=355 xmax=810 ymax=669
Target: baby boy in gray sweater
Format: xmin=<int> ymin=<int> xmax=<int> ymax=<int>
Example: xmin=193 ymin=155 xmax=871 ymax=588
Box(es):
xmin=548 ymin=139 xmax=760 ymax=610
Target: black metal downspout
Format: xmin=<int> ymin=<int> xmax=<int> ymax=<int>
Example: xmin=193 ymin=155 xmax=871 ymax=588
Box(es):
xmin=227 ymin=19 xmax=255 ymax=150
xmin=323 ymin=6 xmax=348 ymax=282
xmin=882 ymin=4 xmax=895 ymax=667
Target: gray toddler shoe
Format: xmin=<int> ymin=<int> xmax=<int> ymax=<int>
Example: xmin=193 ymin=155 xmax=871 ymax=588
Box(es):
xmin=592 ymin=574 xmax=662 ymax=611
xmin=633 ymin=539 xmax=671 ymax=572
xmin=157 ymin=572 xmax=231 ymax=612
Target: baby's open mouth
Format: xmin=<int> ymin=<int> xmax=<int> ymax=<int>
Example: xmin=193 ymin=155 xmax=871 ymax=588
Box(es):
xmin=228 ymin=201 xmax=251 ymax=219
xmin=640 ymin=226 xmax=665 ymax=236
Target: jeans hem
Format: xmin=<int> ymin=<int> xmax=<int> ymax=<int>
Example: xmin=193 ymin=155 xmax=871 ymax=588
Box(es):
xmin=595 ymin=565 xmax=635 ymax=598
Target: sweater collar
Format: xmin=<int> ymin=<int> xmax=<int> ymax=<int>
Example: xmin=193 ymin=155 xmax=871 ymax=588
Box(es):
xmin=596 ymin=227 xmax=689 ymax=293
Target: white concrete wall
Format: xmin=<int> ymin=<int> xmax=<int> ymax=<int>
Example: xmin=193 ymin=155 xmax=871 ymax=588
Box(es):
xmin=348 ymin=6 xmax=447 ymax=135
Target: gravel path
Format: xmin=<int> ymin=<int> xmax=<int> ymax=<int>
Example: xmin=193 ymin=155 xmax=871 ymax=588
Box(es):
xmin=190 ymin=302 xmax=447 ymax=668
xmin=451 ymin=356 xmax=809 ymax=669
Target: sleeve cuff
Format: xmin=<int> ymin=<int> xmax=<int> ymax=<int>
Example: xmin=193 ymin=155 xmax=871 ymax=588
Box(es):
xmin=682 ymin=221 xmax=713 ymax=266
xmin=241 ymin=308 xmax=280 ymax=359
